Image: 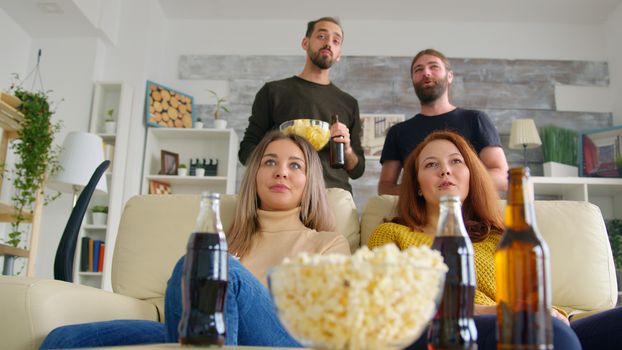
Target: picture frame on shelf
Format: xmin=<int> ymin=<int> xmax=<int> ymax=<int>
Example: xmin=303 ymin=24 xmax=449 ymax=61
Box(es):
xmin=149 ymin=180 xmax=172 ymax=195
xmin=160 ymin=150 xmax=180 ymax=175
xmin=579 ymin=125 xmax=622 ymax=178
xmin=145 ymin=80 xmax=194 ymax=129
xmin=359 ymin=114 xmax=405 ymax=159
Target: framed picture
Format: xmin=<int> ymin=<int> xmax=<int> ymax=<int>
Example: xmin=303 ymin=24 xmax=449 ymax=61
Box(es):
xmin=149 ymin=180 xmax=172 ymax=195
xmin=579 ymin=125 xmax=622 ymax=178
xmin=145 ymin=80 xmax=194 ymax=128
xmin=160 ymin=150 xmax=180 ymax=175
xmin=359 ymin=114 xmax=405 ymax=159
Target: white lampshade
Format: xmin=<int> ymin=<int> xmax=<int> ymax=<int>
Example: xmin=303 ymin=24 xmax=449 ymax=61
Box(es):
xmin=47 ymin=131 xmax=108 ymax=194
xmin=509 ymin=119 xmax=542 ymax=150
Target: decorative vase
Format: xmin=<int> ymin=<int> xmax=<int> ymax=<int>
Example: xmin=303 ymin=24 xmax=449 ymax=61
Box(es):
xmin=195 ymin=168 xmax=205 ymax=177
xmin=194 ymin=121 xmax=204 ymax=129
xmin=92 ymin=212 xmax=108 ymax=226
xmin=214 ymin=119 xmax=227 ymax=129
xmin=105 ymin=121 xmax=116 ymax=134
xmin=178 ymin=168 xmax=188 ymax=176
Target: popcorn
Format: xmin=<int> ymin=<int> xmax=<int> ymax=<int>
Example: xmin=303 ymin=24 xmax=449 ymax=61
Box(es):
xmin=280 ymin=119 xmax=331 ymax=151
xmin=269 ymin=244 xmax=448 ymax=350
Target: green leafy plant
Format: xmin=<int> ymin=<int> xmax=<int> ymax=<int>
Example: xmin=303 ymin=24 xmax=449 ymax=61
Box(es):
xmin=606 ymin=219 xmax=622 ymax=270
xmin=540 ymin=125 xmax=578 ymax=166
xmin=208 ymin=89 xmax=230 ymax=120
xmin=179 ymin=164 xmax=187 ymax=169
xmin=106 ymin=108 xmax=115 ymax=122
xmin=91 ymin=205 xmax=109 ymax=214
xmin=1 ymin=86 xmax=62 ymax=247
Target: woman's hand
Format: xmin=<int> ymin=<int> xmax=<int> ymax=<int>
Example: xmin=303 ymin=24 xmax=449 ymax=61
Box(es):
xmin=474 ymin=304 xmax=496 ymax=315
xmin=474 ymin=304 xmax=569 ymax=326
xmin=552 ymin=308 xmax=569 ymax=326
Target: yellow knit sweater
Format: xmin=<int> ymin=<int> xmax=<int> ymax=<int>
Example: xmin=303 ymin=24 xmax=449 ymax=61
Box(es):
xmin=368 ymin=222 xmax=499 ymax=306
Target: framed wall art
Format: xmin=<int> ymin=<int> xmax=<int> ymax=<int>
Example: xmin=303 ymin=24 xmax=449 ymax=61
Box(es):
xmin=359 ymin=114 xmax=405 ymax=159
xmin=579 ymin=125 xmax=622 ymax=178
xmin=145 ymin=80 xmax=194 ymax=128
xmin=160 ymin=150 xmax=180 ymax=175
xmin=149 ymin=180 xmax=172 ymax=195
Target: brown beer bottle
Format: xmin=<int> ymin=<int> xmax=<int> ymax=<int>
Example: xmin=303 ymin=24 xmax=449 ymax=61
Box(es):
xmin=428 ymin=195 xmax=478 ymax=350
xmin=329 ymin=114 xmax=346 ymax=169
xmin=179 ymin=192 xmax=228 ymax=346
xmin=495 ymin=167 xmax=552 ymax=350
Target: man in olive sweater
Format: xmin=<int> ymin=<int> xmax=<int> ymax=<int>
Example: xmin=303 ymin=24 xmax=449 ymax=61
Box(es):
xmin=238 ymin=17 xmax=365 ymax=193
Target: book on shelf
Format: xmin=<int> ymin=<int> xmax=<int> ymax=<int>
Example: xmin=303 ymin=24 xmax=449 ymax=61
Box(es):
xmin=98 ymin=243 xmax=105 ymax=272
xmin=80 ymin=238 xmax=106 ymax=273
xmin=80 ymin=237 xmax=89 ymax=271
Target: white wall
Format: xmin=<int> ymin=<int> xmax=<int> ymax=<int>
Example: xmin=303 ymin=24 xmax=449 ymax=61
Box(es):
xmin=32 ymin=37 xmax=100 ymax=277
xmin=162 ymin=19 xmax=608 ymax=61
xmin=606 ymin=2 xmax=622 ymax=124
xmin=0 ymin=8 xmax=31 ymax=89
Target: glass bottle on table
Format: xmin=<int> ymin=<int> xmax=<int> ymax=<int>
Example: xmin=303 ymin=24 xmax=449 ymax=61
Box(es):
xmin=495 ymin=167 xmax=553 ymax=350
xmin=428 ymin=195 xmax=478 ymax=350
xmin=329 ymin=114 xmax=345 ymax=169
xmin=179 ymin=192 xmax=228 ymax=346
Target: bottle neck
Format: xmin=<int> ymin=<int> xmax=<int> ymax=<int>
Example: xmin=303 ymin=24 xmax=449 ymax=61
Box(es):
xmin=195 ymin=194 xmax=225 ymax=236
xmin=505 ymin=168 xmax=537 ymax=230
xmin=435 ymin=197 xmax=468 ymax=237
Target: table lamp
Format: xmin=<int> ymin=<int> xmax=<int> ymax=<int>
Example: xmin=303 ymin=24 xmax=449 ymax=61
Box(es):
xmin=47 ymin=131 xmax=108 ymax=201
xmin=509 ymin=119 xmax=542 ymax=168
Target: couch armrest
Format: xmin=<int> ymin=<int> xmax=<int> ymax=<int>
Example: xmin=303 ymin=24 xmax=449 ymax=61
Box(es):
xmin=0 ymin=277 xmax=160 ymax=350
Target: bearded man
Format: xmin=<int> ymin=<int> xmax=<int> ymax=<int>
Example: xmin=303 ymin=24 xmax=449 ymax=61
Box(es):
xmin=377 ymin=49 xmax=508 ymax=194
xmin=239 ymin=17 xmax=365 ymax=193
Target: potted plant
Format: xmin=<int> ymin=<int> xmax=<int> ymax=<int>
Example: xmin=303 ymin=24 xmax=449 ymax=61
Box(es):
xmin=194 ymin=117 xmax=204 ymax=129
xmin=616 ymin=155 xmax=622 ymax=177
xmin=105 ymin=108 xmax=116 ymax=134
xmin=91 ymin=205 xmax=109 ymax=225
xmin=208 ymin=89 xmax=230 ymax=129
xmin=606 ymin=219 xmax=622 ymax=289
xmin=178 ymin=163 xmax=188 ymax=176
xmin=1 ymin=83 xmax=62 ymax=250
xmin=540 ymin=125 xmax=578 ymax=177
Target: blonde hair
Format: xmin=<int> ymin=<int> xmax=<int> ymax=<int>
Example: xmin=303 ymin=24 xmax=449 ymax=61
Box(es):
xmin=227 ymin=131 xmax=335 ymax=257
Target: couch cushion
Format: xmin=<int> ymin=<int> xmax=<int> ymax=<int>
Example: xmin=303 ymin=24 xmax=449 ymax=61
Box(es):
xmin=360 ymin=196 xmax=618 ymax=314
xmin=112 ymin=189 xmax=359 ymax=320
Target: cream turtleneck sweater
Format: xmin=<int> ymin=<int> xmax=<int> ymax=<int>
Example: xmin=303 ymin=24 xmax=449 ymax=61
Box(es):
xmin=240 ymin=207 xmax=351 ymax=286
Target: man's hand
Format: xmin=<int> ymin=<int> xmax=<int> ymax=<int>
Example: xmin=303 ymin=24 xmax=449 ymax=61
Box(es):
xmin=330 ymin=121 xmax=358 ymax=171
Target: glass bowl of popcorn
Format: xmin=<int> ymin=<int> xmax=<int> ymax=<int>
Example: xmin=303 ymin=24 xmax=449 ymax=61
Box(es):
xmin=279 ymin=119 xmax=331 ymax=151
xmin=268 ymin=245 xmax=448 ymax=350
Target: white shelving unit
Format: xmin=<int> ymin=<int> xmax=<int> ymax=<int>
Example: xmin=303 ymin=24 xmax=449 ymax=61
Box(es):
xmin=529 ymin=176 xmax=622 ymax=220
xmin=142 ymin=128 xmax=238 ymax=195
xmin=74 ymin=82 xmax=132 ymax=290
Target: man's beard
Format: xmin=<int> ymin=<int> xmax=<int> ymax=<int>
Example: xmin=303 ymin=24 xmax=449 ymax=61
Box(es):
xmin=413 ymin=75 xmax=449 ymax=104
xmin=308 ymin=46 xmax=335 ymax=69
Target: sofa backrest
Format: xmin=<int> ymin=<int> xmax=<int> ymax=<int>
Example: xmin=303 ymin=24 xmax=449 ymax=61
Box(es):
xmin=361 ymin=195 xmax=618 ymax=315
xmin=111 ymin=188 xmax=359 ymax=320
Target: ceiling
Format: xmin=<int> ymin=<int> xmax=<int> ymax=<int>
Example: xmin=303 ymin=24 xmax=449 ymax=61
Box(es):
xmin=1 ymin=0 xmax=621 ymax=39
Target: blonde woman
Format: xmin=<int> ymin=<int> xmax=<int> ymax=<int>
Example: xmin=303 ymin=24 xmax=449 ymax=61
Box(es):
xmin=41 ymin=131 xmax=349 ymax=349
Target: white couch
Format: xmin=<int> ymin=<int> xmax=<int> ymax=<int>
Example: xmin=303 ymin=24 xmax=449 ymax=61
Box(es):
xmin=0 ymin=189 xmax=617 ymax=350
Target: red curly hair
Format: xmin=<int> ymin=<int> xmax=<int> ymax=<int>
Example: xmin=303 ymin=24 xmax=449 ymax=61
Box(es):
xmin=393 ymin=130 xmax=504 ymax=242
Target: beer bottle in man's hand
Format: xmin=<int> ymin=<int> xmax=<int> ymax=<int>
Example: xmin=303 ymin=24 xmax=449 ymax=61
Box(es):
xmin=495 ymin=167 xmax=553 ymax=349
xmin=179 ymin=192 xmax=228 ymax=346
xmin=428 ymin=195 xmax=478 ymax=350
xmin=329 ymin=114 xmax=345 ymax=169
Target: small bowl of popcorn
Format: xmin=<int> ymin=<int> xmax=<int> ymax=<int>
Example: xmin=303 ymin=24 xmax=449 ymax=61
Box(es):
xmin=268 ymin=245 xmax=448 ymax=350
xmin=280 ymin=119 xmax=331 ymax=151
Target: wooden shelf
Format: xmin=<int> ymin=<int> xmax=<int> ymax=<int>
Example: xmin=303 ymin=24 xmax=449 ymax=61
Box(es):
xmin=83 ymin=224 xmax=107 ymax=231
xmin=0 ymin=93 xmax=24 ymax=132
xmin=0 ymin=200 xmax=32 ymax=223
xmin=0 ymin=243 xmax=29 ymax=258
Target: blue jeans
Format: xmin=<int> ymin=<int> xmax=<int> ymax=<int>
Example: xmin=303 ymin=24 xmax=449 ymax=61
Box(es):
xmin=40 ymin=256 xmax=300 ymax=349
